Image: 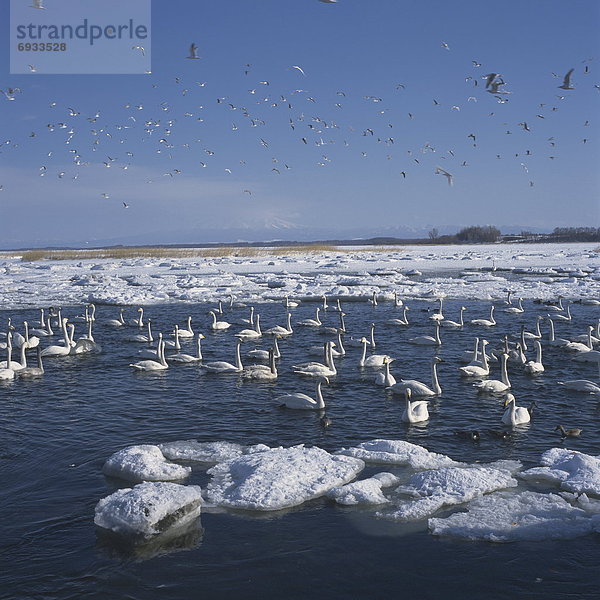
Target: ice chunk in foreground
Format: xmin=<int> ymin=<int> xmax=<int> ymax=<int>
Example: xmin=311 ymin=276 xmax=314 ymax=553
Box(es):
xmin=380 ymin=466 xmax=518 ymax=521
xmin=102 ymin=445 xmax=191 ymax=483
xmin=205 ymin=445 xmax=365 ymax=511
xmin=520 ymin=448 xmax=600 ymax=495
xmin=336 ymin=439 xmax=458 ymax=470
xmin=158 ymin=440 xmax=246 ymax=463
xmin=429 ymin=491 xmax=593 ymax=542
xmin=94 ymin=481 xmax=202 ymax=536
xmin=327 ymin=472 xmax=399 ymax=506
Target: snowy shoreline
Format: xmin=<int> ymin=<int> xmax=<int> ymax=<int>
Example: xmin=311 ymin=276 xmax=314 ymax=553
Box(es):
xmin=1 ymin=242 xmax=598 ymax=310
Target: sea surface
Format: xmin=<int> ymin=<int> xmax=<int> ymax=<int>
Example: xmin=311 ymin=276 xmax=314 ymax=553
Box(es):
xmin=1 ymin=298 xmax=599 ymax=600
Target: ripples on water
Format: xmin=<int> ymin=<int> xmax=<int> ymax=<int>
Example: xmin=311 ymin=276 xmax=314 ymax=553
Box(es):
xmin=1 ymin=298 xmax=599 ymax=599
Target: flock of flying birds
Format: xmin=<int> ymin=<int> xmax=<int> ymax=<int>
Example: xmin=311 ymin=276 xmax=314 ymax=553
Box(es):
xmin=0 ymin=2 xmax=597 ymax=210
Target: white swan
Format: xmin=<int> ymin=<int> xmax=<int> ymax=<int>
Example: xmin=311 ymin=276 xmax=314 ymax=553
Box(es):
xmin=408 ymin=321 xmax=441 ymax=346
xmin=368 ymin=291 xmax=378 ymax=306
xmin=264 ymin=312 xmax=293 ymax=336
xmin=441 ymin=306 xmax=466 ymax=328
xmin=0 ymin=333 xmax=26 ymax=371
xmin=557 ymin=362 xmax=600 ymax=393
xmin=239 ymin=306 xmax=255 ymax=326
xmin=235 ymin=314 xmax=262 ymax=340
xmin=474 ymin=353 xmax=511 ymax=393
xmin=347 ymin=322 xmax=376 ymax=348
xmin=546 ymin=318 xmax=570 ymax=347
xmin=389 ymin=306 xmax=409 ymax=326
xmin=40 ymin=318 xmax=72 ymax=357
xmin=460 ymin=337 xmax=481 ymax=363
xmin=242 ymin=348 xmax=278 ymax=380
xmin=167 ymin=333 xmax=205 ymax=363
xmin=401 ymin=389 xmax=429 ymax=423
xmin=524 ymin=340 xmax=544 ymax=374
xmin=202 ymin=338 xmax=243 ymax=373
xmin=503 ymin=297 xmax=524 ymax=314
xmin=470 ymin=305 xmax=496 ymax=327
xmin=247 ymin=336 xmax=281 ymax=360
xmin=297 ymin=308 xmax=322 ymax=327
xmin=209 ymin=311 xmax=231 ymax=331
xmin=459 ymin=340 xmax=490 ymax=376
xmin=284 ymin=295 xmax=299 ymax=309
xmin=522 ymin=316 xmax=544 ymax=339
xmin=293 ymin=341 xmax=336 ymax=377
xmin=545 ymin=297 xmax=565 ymax=312
xmin=375 ymin=358 xmax=396 ymax=386
xmin=277 ymin=377 xmax=329 ymax=410
xmin=388 ymin=356 xmax=443 ymax=396
xmin=429 ymin=297 xmax=445 ymax=321
xmin=127 ymin=307 xmax=144 ymax=328
xmin=572 ymin=350 xmax=600 ymax=363
xmin=17 ymin=345 xmax=44 ymax=378
xmin=502 ymin=393 xmax=530 ymax=426
xmin=319 ymin=311 xmax=346 ymax=335
xmin=129 ymin=334 xmax=168 ymax=371
xmin=163 ymin=325 xmax=181 ymax=350
xmin=358 ymin=337 xmax=393 ymax=368
xmin=571 ymin=325 xmax=600 ymax=346
xmin=178 ymin=316 xmax=195 ymax=338
xmin=105 ymin=308 xmax=126 ymax=327
xmin=126 ymin=319 xmax=153 ymax=343
xmin=393 ymin=291 xmax=403 ymax=307
xmin=73 ymin=319 xmax=102 ymax=354
xmin=30 ymin=317 xmax=54 ymax=337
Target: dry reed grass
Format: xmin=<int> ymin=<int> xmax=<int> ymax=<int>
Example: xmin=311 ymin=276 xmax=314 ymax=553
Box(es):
xmin=1 ymin=243 xmax=403 ymax=262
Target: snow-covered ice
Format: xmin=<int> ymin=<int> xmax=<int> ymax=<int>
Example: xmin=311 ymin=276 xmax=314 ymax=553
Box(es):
xmin=429 ymin=491 xmax=594 ymax=542
xmin=157 ymin=440 xmax=246 ymax=464
xmin=520 ymin=448 xmax=600 ymax=495
xmin=379 ymin=466 xmax=518 ymax=521
xmin=204 ymin=445 xmax=365 ymax=511
xmin=94 ymin=481 xmax=202 ymax=537
xmin=102 ymin=445 xmax=192 ymax=483
xmin=1 ymin=242 xmax=598 ymax=309
xmin=336 ymin=439 xmax=459 ymax=470
xmin=327 ymin=472 xmax=400 ymax=506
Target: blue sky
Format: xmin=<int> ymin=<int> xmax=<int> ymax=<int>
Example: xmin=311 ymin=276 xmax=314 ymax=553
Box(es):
xmin=0 ymin=0 xmax=599 ymax=248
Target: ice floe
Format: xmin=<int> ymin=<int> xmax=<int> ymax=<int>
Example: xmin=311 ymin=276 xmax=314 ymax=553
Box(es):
xmin=429 ymin=491 xmax=594 ymax=542
xmin=520 ymin=448 xmax=600 ymax=495
xmin=102 ymin=445 xmax=192 ymax=483
xmin=379 ymin=466 xmax=518 ymax=521
xmin=336 ymin=439 xmax=459 ymax=470
xmin=94 ymin=481 xmax=202 ymax=537
xmin=157 ymin=440 xmax=247 ymax=463
xmin=204 ymin=445 xmax=365 ymax=511
xmin=327 ymin=472 xmax=400 ymax=506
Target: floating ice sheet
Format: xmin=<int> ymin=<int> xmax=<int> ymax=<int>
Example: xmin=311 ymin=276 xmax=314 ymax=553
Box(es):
xmin=327 ymin=472 xmax=400 ymax=506
xmin=380 ymin=466 xmax=518 ymax=521
xmin=336 ymin=439 xmax=458 ymax=470
xmin=429 ymin=491 xmax=593 ymax=542
xmin=102 ymin=445 xmax=192 ymax=483
xmin=94 ymin=481 xmax=202 ymax=537
xmin=158 ymin=440 xmax=246 ymax=463
xmin=205 ymin=445 xmax=365 ymax=511
xmin=520 ymin=448 xmax=600 ymax=495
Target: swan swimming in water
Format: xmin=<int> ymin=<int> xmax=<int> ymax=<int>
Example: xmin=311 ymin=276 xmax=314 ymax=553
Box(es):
xmin=242 ymin=348 xmax=278 ymax=380
xmin=294 ymin=342 xmax=337 ymax=377
xmin=129 ymin=334 xmax=168 ymax=371
xmin=473 ymin=352 xmax=511 ymax=393
xmin=388 ymin=306 xmax=409 ymax=326
xmin=388 ymin=356 xmax=443 ymax=396
xmin=235 ymin=314 xmax=262 ymax=340
xmin=297 ymin=308 xmax=322 ymax=327
xmin=40 ymin=318 xmax=72 ymax=357
xmin=401 ymin=389 xmax=429 ymax=423
xmin=17 ymin=345 xmax=44 ymax=378
xmin=441 ymin=306 xmax=466 ymax=328
xmin=202 ymin=338 xmax=244 ymax=373
xmin=501 ymin=393 xmax=530 ymax=426
xmin=167 ymin=333 xmax=205 ymax=363
xmin=209 ymin=311 xmax=231 ymax=331
xmin=557 ymin=360 xmax=600 ymax=393
xmin=524 ymin=340 xmax=544 ymax=374
xmin=264 ymin=312 xmax=293 ymax=337
xmin=375 ymin=357 xmax=396 ymax=387
xmin=127 ymin=307 xmax=144 ymax=328
xmin=459 ymin=340 xmax=490 ymax=376
xmin=277 ymin=377 xmax=329 ymax=410
xmin=105 ymin=308 xmax=126 ymax=328
xmin=358 ymin=337 xmax=392 ymax=367
xmin=178 ymin=316 xmax=195 ymax=338
xmin=503 ymin=297 xmax=525 ymax=314
xmin=470 ymin=305 xmax=496 ymax=327
xmin=429 ymin=297 xmax=445 ymax=321
xmin=408 ymin=321 xmax=441 ymax=346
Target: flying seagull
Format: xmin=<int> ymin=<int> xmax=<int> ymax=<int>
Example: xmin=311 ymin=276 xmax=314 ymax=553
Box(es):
xmin=132 ymin=46 xmax=145 ymax=56
xmin=435 ymin=166 xmax=453 ymax=186
xmin=30 ymin=0 xmax=44 ymax=8
xmin=319 ymin=0 xmax=337 ymax=3
xmin=122 ymin=202 xmax=129 ymax=209
xmin=558 ymin=68 xmax=574 ymax=90
xmin=291 ymin=65 xmax=306 ymax=76
xmin=187 ymin=43 xmax=200 ymax=59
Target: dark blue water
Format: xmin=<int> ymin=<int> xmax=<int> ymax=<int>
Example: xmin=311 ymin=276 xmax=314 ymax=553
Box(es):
xmin=1 ymin=298 xmax=599 ymax=600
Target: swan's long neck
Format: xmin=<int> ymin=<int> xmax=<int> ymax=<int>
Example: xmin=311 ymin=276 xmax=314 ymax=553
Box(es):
xmin=19 ymin=341 xmax=27 ymax=368
xmin=315 ymin=309 xmax=321 ymax=325
xmin=535 ymin=318 xmax=541 ymax=337
xmin=473 ymin=337 xmax=480 ymax=362
xmin=566 ymin=304 xmax=572 ymax=319
xmin=249 ymin=307 xmax=255 ymax=326
xmin=24 ymin=321 xmax=30 ymax=344
xmin=45 ymin=317 xmax=53 ymax=335
xmin=61 ymin=319 xmax=70 ymax=346
xmin=338 ymin=312 xmax=345 ymax=332
xmin=315 ymin=380 xmax=325 ymax=409
xmin=158 ymin=338 xmax=167 ymax=367
xmin=548 ymin=319 xmax=555 ymax=341
xmin=500 ymin=354 xmax=510 ymax=386
xmin=286 ymin=312 xmax=292 ymax=333
xmin=459 ymin=307 xmax=464 ymax=326
xmin=186 ymin=316 xmax=193 ymax=333
xmin=385 ymin=360 xmax=391 ymax=381
xmin=326 ymin=342 xmax=336 ymax=373
xmin=394 ymin=292 xmax=400 ymax=307
xmin=196 ymin=335 xmax=203 ymax=360
xmin=138 ymin=308 xmax=144 ymax=327
xmin=489 ymin=305 xmax=496 ymax=324
xmin=360 ymin=340 xmax=367 ymax=366
xmin=254 ymin=314 xmax=261 ymax=334
xmin=235 ymin=341 xmax=243 ymax=370
xmin=481 ymin=343 xmax=489 ymax=370
xmin=403 ymin=306 xmax=409 ymax=324
xmin=269 ymin=350 xmax=277 ymax=374
xmin=558 ymin=297 xmax=564 ymax=310
xmin=174 ymin=326 xmax=180 ymax=350
xmin=5 ymin=335 xmax=12 ymax=364
xmin=40 ymin=309 xmax=45 ymax=328
xmin=431 ymin=361 xmax=441 ymax=394
xmin=587 ymin=328 xmax=594 ymax=350
xmin=119 ymin=309 xmax=125 ymax=325
xmin=520 ymin=327 xmax=528 ymax=352
xmin=146 ymin=320 xmax=153 ymax=343
xmin=211 ymin=312 xmax=217 ymax=326
xmin=434 ymin=323 xmax=441 ymax=345
xmin=336 ymin=332 xmax=345 ymax=355
xmin=87 ymin=319 xmax=94 ymax=341
xmin=370 ymin=324 xmax=376 ymax=348
xmin=517 ymin=297 xmax=523 ymax=311
xmin=273 ymin=336 xmax=280 ymax=358
xmin=535 ymin=342 xmax=543 ymax=364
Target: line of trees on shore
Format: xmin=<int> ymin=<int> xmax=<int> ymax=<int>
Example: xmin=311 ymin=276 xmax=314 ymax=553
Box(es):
xmin=426 ymin=226 xmax=600 ymax=244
